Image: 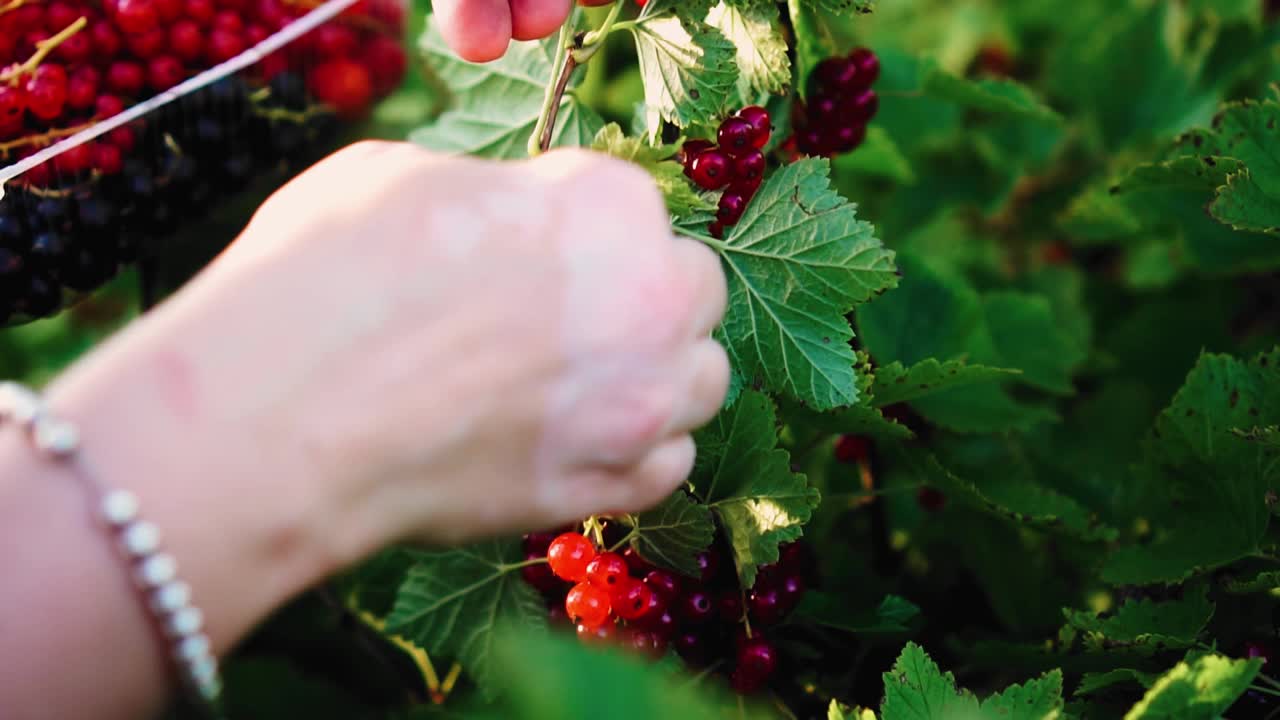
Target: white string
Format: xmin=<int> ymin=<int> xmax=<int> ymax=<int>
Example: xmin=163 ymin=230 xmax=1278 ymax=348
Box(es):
xmin=0 ymin=0 xmax=363 ymax=197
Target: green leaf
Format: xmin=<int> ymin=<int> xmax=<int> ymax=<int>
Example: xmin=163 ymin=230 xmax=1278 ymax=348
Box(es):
xmin=488 ymin=626 xmax=773 ymax=720
xmin=832 ymin=126 xmax=915 ymax=183
xmin=1123 ymin=654 xmax=1261 ymax=719
xmin=799 ymin=0 xmax=875 ymax=15
xmin=870 ymin=359 xmax=1019 ymax=408
xmin=1062 ymin=585 xmax=1214 ymax=653
xmin=1075 ymin=669 xmax=1159 ymax=698
xmin=619 ymin=490 xmax=715 ymax=577
xmin=590 ymin=124 xmax=712 ymax=215
xmin=1103 ymin=348 xmax=1280 ymax=584
xmin=880 ymin=643 xmax=1065 ymax=720
xmin=385 ymin=540 xmax=547 ymax=698
xmin=981 ymin=292 xmax=1086 ymax=395
xmin=411 ymin=21 xmax=602 ymax=158
xmin=639 ymin=0 xmax=714 ymax=22
xmin=922 ymin=68 xmax=1061 ymax=123
xmin=1224 ymin=570 xmax=1280 ymax=593
xmin=797 ymin=593 xmax=920 ymax=634
xmin=1190 ymin=100 xmax=1280 ymax=236
xmin=691 ymin=390 xmax=820 ymax=587
xmin=707 ymin=0 xmax=791 ymax=101
xmin=222 ymin=658 xmax=372 ymax=720
xmin=629 ymin=17 xmax=739 ymax=140
xmin=703 ymin=158 xmax=897 ymax=409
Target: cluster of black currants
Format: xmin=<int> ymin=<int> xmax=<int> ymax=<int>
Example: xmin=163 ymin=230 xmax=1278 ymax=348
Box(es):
xmin=521 ymin=523 xmax=815 ymax=695
xmin=792 ymin=47 xmax=880 ymax=157
xmin=680 ymin=106 xmax=771 ymax=239
xmin=0 ymin=71 xmax=338 ymax=324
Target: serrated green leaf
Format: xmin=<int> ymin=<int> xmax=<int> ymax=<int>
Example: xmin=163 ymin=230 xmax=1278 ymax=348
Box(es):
xmin=691 ymin=390 xmax=819 ymax=587
xmin=981 ymin=671 xmax=1065 ymax=719
xmin=870 ymin=359 xmax=1018 ymax=407
xmin=707 ymin=1 xmax=791 ymax=101
xmin=1062 ymin=585 xmax=1214 ymax=653
xmin=620 ymin=490 xmax=715 ymax=577
xmin=1188 ymin=100 xmax=1280 ymax=236
xmin=639 ymin=0 xmax=714 ymax=22
xmin=699 ymin=158 xmax=896 ymax=409
xmin=880 ymin=643 xmax=1064 ymax=720
xmin=385 ymin=540 xmax=547 ymax=698
xmin=341 ymin=547 xmax=414 ymax=618
xmin=630 ymin=17 xmax=739 ymax=140
xmin=590 ymin=124 xmax=712 ymax=215
xmin=784 ymin=398 xmax=915 ymax=441
xmin=982 ymin=292 xmax=1086 ymax=395
xmin=1123 ymin=655 xmax=1261 ymax=719
xmin=1224 ymin=570 xmax=1280 ymax=593
xmin=922 ymin=68 xmax=1061 ymax=123
xmin=411 ymin=21 xmax=602 ymax=158
xmin=1075 ymin=669 xmax=1160 ymax=698
xmin=1103 ymin=348 xmax=1280 ymax=584
xmin=800 ymin=0 xmax=874 ymax=15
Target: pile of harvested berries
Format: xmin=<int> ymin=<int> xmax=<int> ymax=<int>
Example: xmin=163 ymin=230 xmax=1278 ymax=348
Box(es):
xmin=680 ymin=105 xmax=771 ymax=239
xmin=0 ymin=0 xmax=407 ymax=324
xmin=792 ymin=47 xmax=880 ymax=157
xmin=521 ymin=522 xmax=815 ymax=695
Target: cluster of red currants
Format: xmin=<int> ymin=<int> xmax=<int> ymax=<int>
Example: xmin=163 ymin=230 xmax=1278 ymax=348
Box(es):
xmin=680 ymin=106 xmax=772 ymax=239
xmin=521 ymin=526 xmax=815 ymax=695
xmin=790 ymin=47 xmax=880 ymax=158
xmin=0 ymin=0 xmax=406 ymax=170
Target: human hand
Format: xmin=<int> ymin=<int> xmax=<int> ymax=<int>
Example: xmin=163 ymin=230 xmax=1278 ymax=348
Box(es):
xmin=51 ymin=141 xmax=728 ymax=565
xmin=434 ymin=0 xmax=615 ymax=63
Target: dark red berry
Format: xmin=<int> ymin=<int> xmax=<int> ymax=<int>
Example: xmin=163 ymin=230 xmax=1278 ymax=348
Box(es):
xmin=717 ymin=116 xmax=755 ymax=157
xmin=65 ymin=67 xmax=99 ymax=111
xmin=679 ymin=589 xmax=716 ymax=625
xmin=611 ymin=578 xmax=655 ymax=621
xmin=675 ymin=630 xmax=714 ymax=665
xmin=147 ymin=55 xmax=185 ymax=91
xmin=547 ymin=603 xmax=571 ymax=628
xmin=737 ymin=105 xmax=771 ymax=148
xmin=45 ymin=2 xmax=81 ymax=32
xmin=639 ymin=608 xmax=677 ymax=638
xmin=834 ymin=435 xmax=870 ymax=464
xmin=689 ymin=149 xmax=731 ymax=191
xmin=185 ymin=0 xmax=215 ymax=24
xmin=841 ymin=89 xmax=879 ymax=124
xmin=717 ymin=190 xmax=749 ymax=226
xmin=732 ymin=150 xmax=765 ymax=186
xmin=127 ymin=27 xmax=166 ymax=58
xmin=748 ymin=586 xmax=785 ymax=626
xmin=731 ymin=636 xmax=778 ymax=694
xmin=521 ymin=553 xmax=563 ymax=595
xmin=621 ymin=547 xmax=654 ymax=575
xmin=814 ymin=57 xmax=858 ymax=91
xmin=695 ymin=549 xmax=722 ymax=584
xmin=626 ymin=629 xmax=667 ymax=659
xmin=522 ymin=530 xmax=560 ymax=555
xmin=53 ymin=143 xmax=95 ymax=175
xmin=312 ymin=23 xmax=358 ymax=57
xmin=708 ymin=220 xmax=725 ymax=239
xmin=565 ymin=582 xmax=611 ymax=629
xmin=363 ymin=35 xmax=407 ymax=94
xmin=848 ymin=47 xmax=880 ymax=86
xmin=680 ymin=138 xmax=714 ymax=170
xmin=577 ymin=620 xmax=616 ymax=643
xmin=212 ymin=10 xmax=243 ymax=32
xmin=643 ymin=570 xmax=680 ymax=600
xmin=547 ymin=533 xmax=596 ymax=582
xmin=93 ymin=143 xmax=124 ymax=175
xmin=54 ymin=32 xmax=92 ymax=64
xmin=25 ymin=65 xmax=69 ymax=121
xmin=308 ymin=58 xmax=373 ymax=119
xmin=154 ymin=0 xmax=183 ymax=22
xmin=718 ymin=591 xmax=744 ymax=623
xmin=778 ymin=574 xmax=806 ymax=611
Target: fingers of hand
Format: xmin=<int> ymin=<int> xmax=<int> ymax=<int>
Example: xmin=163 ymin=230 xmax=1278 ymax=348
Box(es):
xmin=579 ymin=435 xmax=697 ymax=518
xmin=434 ymin=0 xmax=513 ymax=62
xmin=671 ymin=237 xmax=728 ymax=339
xmin=664 ymin=339 xmax=730 ymax=437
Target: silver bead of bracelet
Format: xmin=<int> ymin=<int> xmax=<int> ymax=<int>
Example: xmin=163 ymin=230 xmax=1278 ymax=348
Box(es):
xmin=0 ymin=381 xmax=226 ymax=717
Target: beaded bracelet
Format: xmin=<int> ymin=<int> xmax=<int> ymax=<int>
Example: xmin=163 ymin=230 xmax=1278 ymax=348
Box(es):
xmin=0 ymin=381 xmax=226 ymax=718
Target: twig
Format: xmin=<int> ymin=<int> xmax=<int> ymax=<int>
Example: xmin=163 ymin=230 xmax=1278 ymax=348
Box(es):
xmin=538 ymin=55 xmax=577 ymax=153
xmin=1 ymin=17 xmax=87 ymax=85
xmin=528 ymin=22 xmax=574 ymax=157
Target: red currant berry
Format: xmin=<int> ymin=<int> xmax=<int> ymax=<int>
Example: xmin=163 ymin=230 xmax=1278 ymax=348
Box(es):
xmin=66 ymin=67 xmax=100 ymax=111
xmin=565 ymin=582 xmax=611 ymax=629
xmin=93 ymin=143 xmax=124 ymax=175
xmin=0 ymin=86 xmax=26 ymax=137
xmin=155 ymin=0 xmax=183 ymax=22
xmin=688 ymin=149 xmax=731 ymax=191
xmin=547 ymin=533 xmax=596 ymax=582
xmin=114 ymin=0 xmax=159 ymax=34
xmin=625 ymin=629 xmax=667 ymax=659
xmin=585 ymin=552 xmax=630 ymax=590
xmin=25 ymin=64 xmax=69 ymax=121
xmin=620 ymin=547 xmax=654 ymax=575
xmin=106 ymin=61 xmax=145 ymax=96
xmin=834 ymin=434 xmax=870 ymax=463
xmin=679 ymin=589 xmax=716 ymax=625
xmin=185 ymin=0 xmax=215 ymax=24
xmin=126 ymin=26 xmax=166 ymax=58
xmin=53 ymin=142 xmax=95 ymax=175
xmin=94 ymin=94 xmax=125 ymax=119
xmin=642 ymin=570 xmax=680 ymax=600
xmin=731 ymin=636 xmax=778 ymax=694
xmin=312 ymin=23 xmax=358 ymax=57
xmin=106 ymin=126 xmax=136 ymax=152
xmin=732 ymin=150 xmax=765 ymax=186
xmin=147 ymin=55 xmax=185 ymax=91
xmin=207 ymin=28 xmax=246 ymax=63
xmin=363 ymin=35 xmax=408 ymax=94
xmin=708 ymin=220 xmax=725 ymax=239
xmin=737 ymin=105 xmax=771 ymax=148
xmin=680 ymin=138 xmax=714 ymax=171
xmin=695 ymin=549 xmax=721 ymax=584
xmin=212 ymin=10 xmax=243 ymax=32
xmin=308 ymin=58 xmax=373 ymax=119
xmin=917 ymin=487 xmax=947 ymax=512
xmin=840 ymin=89 xmax=879 ymax=124
xmin=813 ymin=57 xmax=858 ymax=92
xmin=717 ymin=116 xmax=755 ymax=157
xmin=717 ymin=190 xmax=749 ymax=226
xmin=54 ymin=32 xmax=92 ymax=64
xmin=848 ymin=47 xmax=880 ymax=87
xmin=169 ymin=20 xmax=205 ymax=63
xmin=611 ymin=578 xmax=655 ymax=621
xmin=45 ymin=2 xmax=81 ymax=32
xmin=90 ymin=20 xmax=122 ymax=59
xmin=577 ymin=620 xmax=616 ymax=644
